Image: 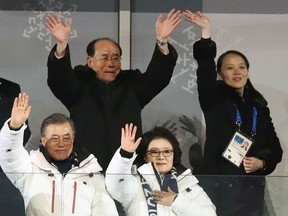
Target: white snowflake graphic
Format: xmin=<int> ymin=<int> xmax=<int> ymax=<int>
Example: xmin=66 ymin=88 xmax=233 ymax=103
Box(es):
xmin=169 ymin=24 xmax=244 ymax=95
xmin=22 ymin=1 xmax=78 ymax=51
xmin=169 ymin=25 xmax=199 ymax=95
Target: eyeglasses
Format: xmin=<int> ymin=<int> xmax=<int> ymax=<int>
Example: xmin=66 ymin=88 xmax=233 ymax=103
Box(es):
xmin=46 ymin=136 xmax=72 ymax=145
xmin=146 ymin=149 xmax=174 ymax=157
xmin=95 ymin=55 xmax=121 ymax=64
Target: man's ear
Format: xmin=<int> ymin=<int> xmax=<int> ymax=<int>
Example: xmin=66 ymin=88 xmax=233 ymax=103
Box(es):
xmin=87 ymin=56 xmax=93 ymax=67
xmin=40 ymin=137 xmax=46 ymax=147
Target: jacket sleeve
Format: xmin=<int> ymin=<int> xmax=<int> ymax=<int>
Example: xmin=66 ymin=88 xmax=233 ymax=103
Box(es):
xmin=0 ymin=119 xmax=32 ymax=183
xmin=193 ymin=38 xmax=219 ymax=112
xmin=105 ymin=148 xmax=138 ymax=208
xmin=91 ymin=174 xmax=119 ymax=216
xmin=171 ymin=174 xmax=217 ymax=216
xmin=47 ymin=44 xmax=80 ymax=109
xmin=254 ymin=107 xmax=283 ymax=175
xmin=136 ymin=43 xmax=178 ymax=107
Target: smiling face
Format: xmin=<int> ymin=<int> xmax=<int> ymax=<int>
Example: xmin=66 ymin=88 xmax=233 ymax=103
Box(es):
xmin=218 ymin=53 xmax=249 ymax=96
xmin=41 ymin=122 xmax=74 ymax=161
xmin=145 ymin=138 xmax=174 ymax=174
xmin=87 ymin=39 xmax=121 ymax=83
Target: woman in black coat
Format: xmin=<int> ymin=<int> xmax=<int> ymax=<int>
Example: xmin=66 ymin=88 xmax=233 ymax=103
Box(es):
xmin=183 ymin=11 xmax=283 ymax=216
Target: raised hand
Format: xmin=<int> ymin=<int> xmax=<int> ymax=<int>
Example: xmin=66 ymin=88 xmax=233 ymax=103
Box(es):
xmin=121 ymin=123 xmax=142 ymax=153
xmin=9 ymin=93 xmax=32 ymax=130
xmin=156 ymin=8 xmax=182 ymax=40
xmin=46 ymin=13 xmax=71 ymax=56
xmin=182 ymin=10 xmax=210 ymax=38
xmin=46 ymin=13 xmax=71 ymax=44
xmin=182 ymin=10 xmax=209 ymax=28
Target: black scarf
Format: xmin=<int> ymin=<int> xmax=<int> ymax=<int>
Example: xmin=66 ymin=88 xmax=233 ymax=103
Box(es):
xmin=139 ymin=164 xmax=179 ymax=216
xmin=40 ymin=145 xmax=79 ymax=175
xmin=161 ymin=167 xmax=179 ymax=193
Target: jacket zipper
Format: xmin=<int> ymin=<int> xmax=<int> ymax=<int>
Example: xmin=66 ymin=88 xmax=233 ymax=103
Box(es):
xmin=72 ymin=181 xmax=77 ymax=214
xmin=51 ymin=180 xmax=55 ymax=213
xmin=47 ymin=157 xmax=94 ymax=214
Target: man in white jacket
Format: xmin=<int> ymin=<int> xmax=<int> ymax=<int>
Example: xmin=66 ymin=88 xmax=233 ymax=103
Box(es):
xmin=0 ymin=92 xmax=118 ymax=216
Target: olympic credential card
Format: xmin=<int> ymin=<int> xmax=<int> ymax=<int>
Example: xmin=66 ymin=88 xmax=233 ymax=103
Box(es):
xmin=222 ymin=131 xmax=253 ymax=167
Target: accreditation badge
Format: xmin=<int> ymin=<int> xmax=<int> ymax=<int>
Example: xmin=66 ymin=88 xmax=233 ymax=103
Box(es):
xmin=222 ymin=130 xmax=254 ymax=167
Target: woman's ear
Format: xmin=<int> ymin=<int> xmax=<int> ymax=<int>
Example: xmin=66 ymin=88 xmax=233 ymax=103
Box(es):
xmin=217 ymin=73 xmax=222 ymax=80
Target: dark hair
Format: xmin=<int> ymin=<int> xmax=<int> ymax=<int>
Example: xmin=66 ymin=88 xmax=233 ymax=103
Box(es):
xmin=216 ymin=50 xmax=250 ymax=73
xmin=216 ymin=50 xmax=267 ymax=107
xmin=86 ymin=37 xmax=122 ymax=57
xmin=136 ymin=127 xmax=182 ymax=168
xmin=40 ymin=113 xmax=75 ymax=137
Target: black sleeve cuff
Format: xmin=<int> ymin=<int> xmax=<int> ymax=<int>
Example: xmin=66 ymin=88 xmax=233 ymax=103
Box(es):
xmin=120 ymin=148 xmax=134 ymax=159
xmin=8 ymin=121 xmax=22 ymax=131
xmin=193 ymin=38 xmax=217 ymax=60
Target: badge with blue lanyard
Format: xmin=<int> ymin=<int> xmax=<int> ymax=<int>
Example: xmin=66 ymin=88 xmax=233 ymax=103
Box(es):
xmin=222 ymin=106 xmax=257 ymax=167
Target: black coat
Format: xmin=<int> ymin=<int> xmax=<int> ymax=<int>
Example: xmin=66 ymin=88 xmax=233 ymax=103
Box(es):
xmin=0 ymin=78 xmax=31 ymax=143
xmin=193 ymin=38 xmax=283 ymax=216
xmin=193 ymin=38 xmax=282 ymax=176
xmin=47 ymin=44 xmax=178 ymax=170
xmin=0 ymin=77 xmax=32 ymax=216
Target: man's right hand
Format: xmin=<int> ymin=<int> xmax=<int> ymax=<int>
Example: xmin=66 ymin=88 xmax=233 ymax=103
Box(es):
xmin=45 ymin=13 xmax=71 ymax=57
xmin=9 ymin=93 xmax=32 ymax=130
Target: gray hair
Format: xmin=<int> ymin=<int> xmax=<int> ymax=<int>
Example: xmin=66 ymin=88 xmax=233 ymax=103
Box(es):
xmin=40 ymin=113 xmax=75 ymax=137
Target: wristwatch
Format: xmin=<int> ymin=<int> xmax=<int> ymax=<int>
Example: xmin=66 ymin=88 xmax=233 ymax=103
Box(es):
xmin=157 ymin=38 xmax=167 ymax=46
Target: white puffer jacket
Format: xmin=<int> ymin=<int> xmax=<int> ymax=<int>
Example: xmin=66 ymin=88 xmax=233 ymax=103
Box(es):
xmin=106 ymin=148 xmax=216 ymax=216
xmin=0 ymin=120 xmax=118 ymax=216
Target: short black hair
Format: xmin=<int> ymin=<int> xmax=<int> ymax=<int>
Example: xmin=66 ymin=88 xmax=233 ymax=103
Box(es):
xmin=136 ymin=127 xmax=182 ymax=168
xmin=86 ymin=37 xmax=122 ymax=57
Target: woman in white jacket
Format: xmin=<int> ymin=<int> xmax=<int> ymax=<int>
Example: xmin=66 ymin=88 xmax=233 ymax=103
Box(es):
xmin=106 ymin=123 xmax=216 ymax=216
xmin=0 ymin=93 xmax=118 ymax=216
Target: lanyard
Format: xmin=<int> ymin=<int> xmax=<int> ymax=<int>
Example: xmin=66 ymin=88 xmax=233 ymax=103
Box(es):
xmin=235 ymin=105 xmax=257 ymax=137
